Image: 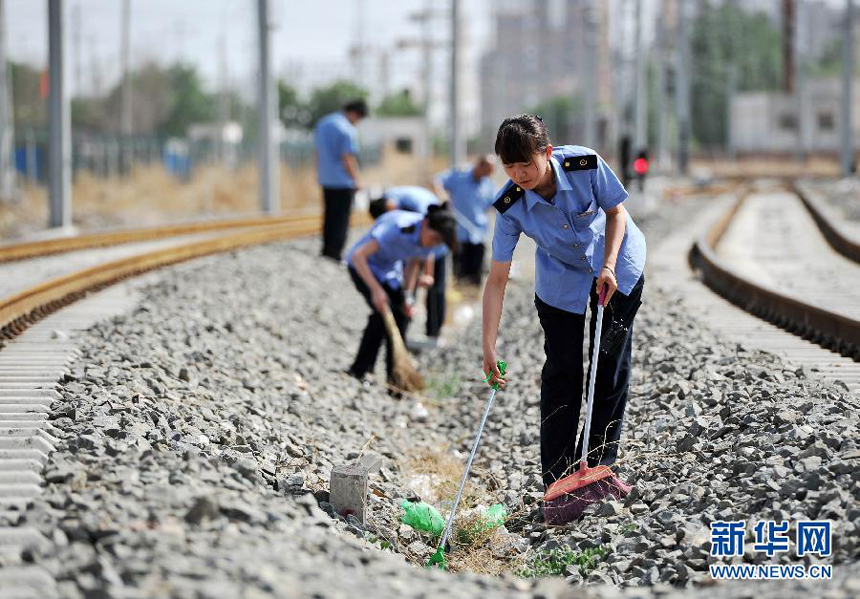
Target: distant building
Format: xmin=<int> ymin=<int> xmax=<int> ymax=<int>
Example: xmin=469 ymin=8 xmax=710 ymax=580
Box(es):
xmin=479 ymin=0 xmax=591 ymax=143
xmin=187 ymin=121 xmax=244 ymax=168
xmin=730 ymin=77 xmax=860 ymax=155
xmin=357 ymin=116 xmax=430 ymax=161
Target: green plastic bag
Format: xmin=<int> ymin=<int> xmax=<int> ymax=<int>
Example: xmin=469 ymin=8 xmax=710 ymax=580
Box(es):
xmin=456 ymin=503 xmax=507 ymax=545
xmin=400 ymin=500 xmax=444 ymax=536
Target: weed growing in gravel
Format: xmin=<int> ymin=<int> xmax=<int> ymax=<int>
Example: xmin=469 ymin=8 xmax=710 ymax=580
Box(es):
xmin=516 ymin=546 xmax=610 ymax=579
xmin=426 ymin=373 xmax=462 ymax=401
xmin=366 ymin=536 xmax=392 ymax=551
xmin=619 ymin=520 xmax=638 ymax=535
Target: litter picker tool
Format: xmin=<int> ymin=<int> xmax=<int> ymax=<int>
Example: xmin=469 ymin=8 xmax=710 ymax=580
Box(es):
xmin=543 ymin=287 xmax=631 ymax=524
xmin=428 ymin=360 xmax=507 ymax=569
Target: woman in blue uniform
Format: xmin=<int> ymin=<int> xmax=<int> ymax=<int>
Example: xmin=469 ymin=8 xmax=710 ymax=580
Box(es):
xmin=347 ymin=205 xmax=456 ymax=384
xmin=482 ymin=115 xmax=646 ymax=489
xmin=368 ymin=186 xmax=449 ymax=341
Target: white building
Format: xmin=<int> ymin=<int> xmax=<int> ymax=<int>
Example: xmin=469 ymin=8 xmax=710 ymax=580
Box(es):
xmin=357 ymin=116 xmax=430 ymax=161
xmin=730 ymin=77 xmax=860 ymax=155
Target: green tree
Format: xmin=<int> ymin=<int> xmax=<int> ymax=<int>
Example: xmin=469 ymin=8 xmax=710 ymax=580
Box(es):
xmin=278 ymin=81 xmax=310 ymax=129
xmin=530 ymin=96 xmax=583 ymax=143
xmin=160 ymin=65 xmax=216 ymax=138
xmin=10 ymin=62 xmax=46 ymax=128
xmin=376 ymin=89 xmax=423 ymax=117
xmin=690 ymin=2 xmax=783 ymax=148
xmin=306 ymin=80 xmax=368 ymax=128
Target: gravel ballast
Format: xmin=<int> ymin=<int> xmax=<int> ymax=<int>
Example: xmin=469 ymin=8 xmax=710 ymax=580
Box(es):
xmin=11 ymin=197 xmax=859 ymax=598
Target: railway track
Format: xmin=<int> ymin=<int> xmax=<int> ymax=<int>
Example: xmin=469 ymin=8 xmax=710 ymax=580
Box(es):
xmin=0 ymin=212 xmax=371 ymax=340
xmin=688 ymin=181 xmax=860 ymax=389
xmin=0 ymin=210 xmax=380 ymax=593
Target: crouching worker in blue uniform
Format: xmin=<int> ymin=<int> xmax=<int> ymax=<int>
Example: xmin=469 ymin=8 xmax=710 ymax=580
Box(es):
xmin=481 ymin=115 xmax=647 ymax=490
xmin=347 ymin=205 xmax=457 ymax=386
xmin=368 ymin=186 xmax=449 ymax=341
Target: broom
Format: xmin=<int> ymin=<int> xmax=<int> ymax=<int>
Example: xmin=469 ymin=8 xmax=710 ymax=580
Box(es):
xmin=543 ymin=286 xmax=631 ymax=524
xmin=381 ymin=306 xmax=425 ymax=392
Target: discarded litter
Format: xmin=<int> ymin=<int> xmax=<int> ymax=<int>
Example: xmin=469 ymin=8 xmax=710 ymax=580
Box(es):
xmin=456 ymin=503 xmax=507 ymax=545
xmin=400 ymin=500 xmax=444 ymax=536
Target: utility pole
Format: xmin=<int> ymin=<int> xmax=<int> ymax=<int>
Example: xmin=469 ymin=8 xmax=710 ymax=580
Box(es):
xmin=583 ymin=0 xmax=597 ymax=148
xmin=422 ymin=0 xmax=434 ymax=165
xmin=120 ymin=0 xmax=132 ymax=174
xmin=783 ymin=0 xmax=794 ymax=93
xmin=655 ymin=0 xmax=668 ymax=172
xmin=675 ymin=0 xmax=691 ymax=176
xmin=449 ymin=0 xmax=464 ymax=167
xmin=794 ymin=0 xmax=807 ymax=164
xmin=0 ymin=0 xmax=16 ymax=201
xmin=257 ymin=0 xmax=278 ymax=214
xmin=633 ymin=0 xmax=647 ymax=153
xmin=72 ymin=2 xmax=81 ymax=96
xmin=355 ymin=0 xmax=368 ymax=89
xmin=841 ymin=0 xmax=854 ymax=176
xmin=48 ymin=0 xmax=71 ymax=228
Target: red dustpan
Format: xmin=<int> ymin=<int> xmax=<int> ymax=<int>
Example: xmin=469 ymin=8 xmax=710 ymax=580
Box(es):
xmin=543 ymin=286 xmax=632 ymax=524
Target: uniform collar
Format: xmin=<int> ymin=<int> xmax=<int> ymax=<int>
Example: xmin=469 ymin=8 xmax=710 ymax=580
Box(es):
xmin=522 ymin=156 xmax=572 ymax=211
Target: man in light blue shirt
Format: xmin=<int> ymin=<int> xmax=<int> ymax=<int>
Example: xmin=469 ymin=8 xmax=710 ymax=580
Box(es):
xmin=482 ymin=115 xmax=646 ymax=494
xmin=314 ymin=99 xmax=368 ymax=261
xmin=436 ymin=155 xmax=496 ymax=285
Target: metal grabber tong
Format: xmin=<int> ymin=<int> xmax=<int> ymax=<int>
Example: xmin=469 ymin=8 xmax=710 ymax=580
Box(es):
xmin=427 ymin=360 xmax=507 ymax=569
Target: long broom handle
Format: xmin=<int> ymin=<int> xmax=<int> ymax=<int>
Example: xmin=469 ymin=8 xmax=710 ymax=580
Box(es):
xmin=580 ymin=302 xmax=604 ymax=464
xmin=437 ymin=386 xmax=497 ymax=553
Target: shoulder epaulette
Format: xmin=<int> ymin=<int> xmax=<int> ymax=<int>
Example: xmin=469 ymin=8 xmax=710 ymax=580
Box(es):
xmin=493 ymin=183 xmax=525 ymax=214
xmin=400 ymin=225 xmax=416 ymax=234
xmin=561 ymin=154 xmax=597 ymax=171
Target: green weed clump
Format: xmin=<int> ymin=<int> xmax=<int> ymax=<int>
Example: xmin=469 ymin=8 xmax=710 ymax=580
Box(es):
xmin=427 ymin=373 xmax=461 ymax=401
xmin=517 ymin=545 xmax=609 ymax=579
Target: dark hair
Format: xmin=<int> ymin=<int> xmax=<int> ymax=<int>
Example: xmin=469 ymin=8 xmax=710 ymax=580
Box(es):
xmin=494 ymin=114 xmax=550 ymax=164
xmin=368 ymin=197 xmax=389 ymax=219
xmin=343 ymin=99 xmax=369 ymax=118
xmin=426 ymin=203 xmax=458 ymax=252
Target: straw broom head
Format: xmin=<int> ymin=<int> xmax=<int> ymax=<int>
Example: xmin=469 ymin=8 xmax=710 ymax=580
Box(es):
xmin=381 ymin=306 xmax=425 ymax=392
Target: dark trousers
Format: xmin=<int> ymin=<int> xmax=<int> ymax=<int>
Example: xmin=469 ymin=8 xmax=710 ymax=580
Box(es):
xmin=348 ymin=267 xmax=410 ymax=379
xmin=454 ymin=242 xmax=485 ymax=285
xmin=321 ymin=187 xmax=355 ymax=260
xmin=425 ymin=255 xmax=446 ymax=338
xmin=535 ymin=274 xmax=645 ymax=488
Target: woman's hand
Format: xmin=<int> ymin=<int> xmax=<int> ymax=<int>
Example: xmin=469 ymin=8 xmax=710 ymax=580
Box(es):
xmin=418 ymin=274 xmax=435 ymax=288
xmin=402 ymin=302 xmax=414 ymax=319
xmin=371 ymin=287 xmax=389 ymax=313
xmin=597 ymin=266 xmax=617 ymax=305
xmin=482 ymin=350 xmax=506 ymax=389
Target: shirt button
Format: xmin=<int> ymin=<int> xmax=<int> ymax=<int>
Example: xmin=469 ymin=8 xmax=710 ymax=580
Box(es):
xmin=563 ymin=224 xmax=569 ymax=229
xmin=589 ymin=268 xmax=594 ymax=273
xmin=573 ymin=244 xmax=580 ymax=248
xmin=580 ymin=256 xmax=586 ymax=261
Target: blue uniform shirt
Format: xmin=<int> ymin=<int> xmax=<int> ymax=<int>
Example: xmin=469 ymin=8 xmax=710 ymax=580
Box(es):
xmin=439 ymin=167 xmax=496 ymax=244
xmin=491 ymin=145 xmax=646 ymax=314
xmin=347 ymin=211 xmax=443 ymax=288
xmin=387 ymin=186 xmax=439 ymax=214
xmin=314 ymin=112 xmax=359 ymax=188
xmin=386 ymin=186 xmax=447 ymax=258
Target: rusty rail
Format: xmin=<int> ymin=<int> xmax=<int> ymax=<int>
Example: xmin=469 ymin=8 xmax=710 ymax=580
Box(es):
xmin=793 ymin=181 xmax=860 ymax=264
xmin=689 ymin=194 xmax=860 ymax=361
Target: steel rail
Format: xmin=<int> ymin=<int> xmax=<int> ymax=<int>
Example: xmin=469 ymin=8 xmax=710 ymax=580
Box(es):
xmin=0 ymin=212 xmax=324 ymax=263
xmin=793 ymin=181 xmax=860 ymax=264
xmin=689 ymin=193 xmax=860 ymax=361
xmin=0 ymin=211 xmax=371 ymax=340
